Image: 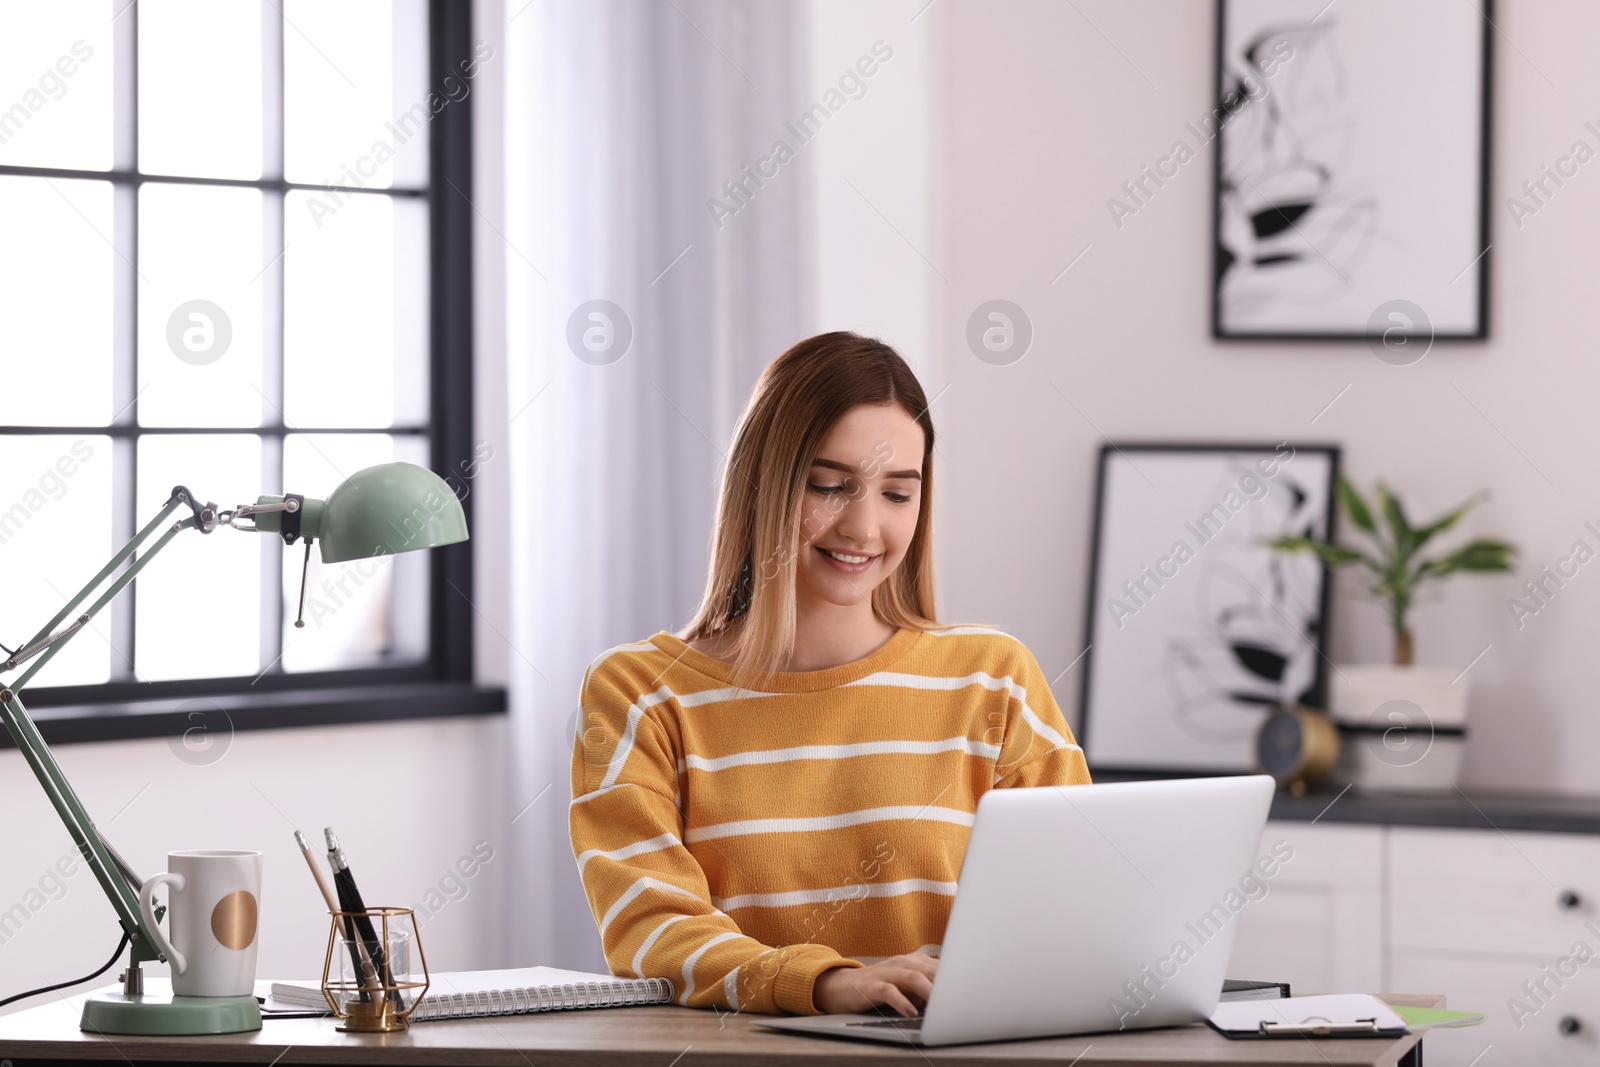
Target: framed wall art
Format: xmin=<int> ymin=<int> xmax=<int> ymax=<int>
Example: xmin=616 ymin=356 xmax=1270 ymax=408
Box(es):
xmin=1077 ymin=443 xmax=1340 ymax=775
xmin=1213 ymin=0 xmax=1491 ymax=342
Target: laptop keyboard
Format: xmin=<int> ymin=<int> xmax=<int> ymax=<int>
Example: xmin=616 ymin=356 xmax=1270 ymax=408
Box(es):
xmin=848 ymin=1017 xmax=924 ymax=1030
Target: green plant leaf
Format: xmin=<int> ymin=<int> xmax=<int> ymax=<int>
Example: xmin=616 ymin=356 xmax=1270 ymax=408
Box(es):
xmin=1336 ymin=475 xmax=1378 ymax=535
xmin=1415 ymin=539 xmax=1517 ymax=581
xmin=1409 ymin=491 xmax=1488 ymax=556
xmin=1379 ymin=484 xmax=1415 ymax=563
xmin=1274 ymin=481 xmax=1517 ymax=644
xmin=1265 ymin=535 xmax=1381 ymax=572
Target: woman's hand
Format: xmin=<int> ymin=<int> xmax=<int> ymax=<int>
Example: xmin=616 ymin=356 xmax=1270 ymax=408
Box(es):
xmin=813 ymin=953 xmax=938 ymax=1017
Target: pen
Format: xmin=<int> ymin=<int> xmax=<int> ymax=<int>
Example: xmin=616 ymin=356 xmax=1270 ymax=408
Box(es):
xmin=326 ymin=827 xmax=403 ymax=1012
xmin=297 ymin=829 xmax=376 ymax=1001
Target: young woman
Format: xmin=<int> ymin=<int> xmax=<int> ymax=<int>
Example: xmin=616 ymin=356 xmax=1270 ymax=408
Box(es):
xmin=569 ymin=332 xmax=1091 ymax=1017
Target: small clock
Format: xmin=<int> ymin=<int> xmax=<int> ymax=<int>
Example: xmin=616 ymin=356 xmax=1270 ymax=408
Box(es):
xmin=1256 ymin=704 xmax=1340 ymax=795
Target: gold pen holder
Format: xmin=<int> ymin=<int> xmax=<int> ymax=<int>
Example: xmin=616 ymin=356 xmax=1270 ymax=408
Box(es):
xmin=320 ymin=907 xmax=430 ymax=1033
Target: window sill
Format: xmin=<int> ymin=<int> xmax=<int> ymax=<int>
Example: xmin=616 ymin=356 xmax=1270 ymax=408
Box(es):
xmin=0 ymin=682 xmax=507 ymax=749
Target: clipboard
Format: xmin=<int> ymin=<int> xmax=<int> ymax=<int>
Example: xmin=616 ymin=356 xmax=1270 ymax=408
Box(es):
xmin=1208 ymin=994 xmax=1410 ymax=1040
xmin=1208 ymin=1017 xmax=1410 ymax=1040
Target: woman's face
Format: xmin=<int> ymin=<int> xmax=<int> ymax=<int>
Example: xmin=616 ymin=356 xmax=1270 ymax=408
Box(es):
xmin=794 ymin=402 xmax=926 ymax=611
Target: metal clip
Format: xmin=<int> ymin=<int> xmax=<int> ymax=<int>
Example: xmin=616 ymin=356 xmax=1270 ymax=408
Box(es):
xmin=218 ymin=497 xmax=300 ymax=533
xmin=1260 ymin=1018 xmax=1381 ymax=1035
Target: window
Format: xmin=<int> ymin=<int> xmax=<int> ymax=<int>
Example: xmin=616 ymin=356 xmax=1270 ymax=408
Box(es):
xmin=0 ymin=1 xmax=495 ymax=731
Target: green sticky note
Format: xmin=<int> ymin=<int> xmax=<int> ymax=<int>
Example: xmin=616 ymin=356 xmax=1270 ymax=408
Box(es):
xmin=1391 ymin=1005 xmax=1485 ymax=1030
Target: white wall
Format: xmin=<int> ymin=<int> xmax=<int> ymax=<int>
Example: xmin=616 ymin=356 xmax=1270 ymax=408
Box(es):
xmin=928 ymin=0 xmax=1600 ymax=795
xmin=0 ymin=716 xmax=509 ymax=1008
xmin=808 ymin=0 xmax=937 ymax=377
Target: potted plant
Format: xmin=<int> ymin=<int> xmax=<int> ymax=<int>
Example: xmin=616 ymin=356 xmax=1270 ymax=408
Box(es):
xmin=1266 ymin=476 xmax=1516 ymax=792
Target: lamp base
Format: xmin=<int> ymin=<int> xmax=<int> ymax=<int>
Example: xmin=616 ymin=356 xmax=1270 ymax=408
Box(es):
xmin=80 ymin=992 xmax=262 ymax=1035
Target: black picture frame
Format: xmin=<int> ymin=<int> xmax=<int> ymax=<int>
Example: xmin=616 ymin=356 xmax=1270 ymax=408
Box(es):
xmin=1076 ymin=443 xmax=1341 ymax=776
xmin=1211 ymin=0 xmax=1492 ymax=343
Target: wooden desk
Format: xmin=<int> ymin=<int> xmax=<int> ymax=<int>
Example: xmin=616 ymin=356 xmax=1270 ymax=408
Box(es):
xmin=0 ymin=992 xmax=1441 ymax=1067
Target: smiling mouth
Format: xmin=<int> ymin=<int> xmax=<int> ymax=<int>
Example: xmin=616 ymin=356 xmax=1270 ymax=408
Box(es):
xmin=816 ymin=547 xmax=879 ymax=573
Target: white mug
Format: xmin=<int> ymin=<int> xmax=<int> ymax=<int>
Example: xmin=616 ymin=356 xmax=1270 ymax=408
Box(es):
xmin=137 ymin=850 xmax=263 ymax=997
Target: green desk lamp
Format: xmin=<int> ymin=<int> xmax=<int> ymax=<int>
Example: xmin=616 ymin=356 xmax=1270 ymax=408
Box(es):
xmin=0 ymin=462 xmax=467 ymax=1036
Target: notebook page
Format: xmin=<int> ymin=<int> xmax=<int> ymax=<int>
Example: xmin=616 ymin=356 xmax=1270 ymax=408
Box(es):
xmin=426 ymin=967 xmax=638 ymax=994
xmin=414 ymin=967 xmax=670 ymax=1019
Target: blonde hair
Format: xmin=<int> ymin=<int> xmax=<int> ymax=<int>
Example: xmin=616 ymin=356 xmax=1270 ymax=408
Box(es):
xmin=681 ymin=332 xmax=940 ymax=683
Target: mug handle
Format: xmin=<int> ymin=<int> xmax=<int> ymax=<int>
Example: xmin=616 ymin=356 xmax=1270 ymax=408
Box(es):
xmin=138 ymin=872 xmax=187 ymax=975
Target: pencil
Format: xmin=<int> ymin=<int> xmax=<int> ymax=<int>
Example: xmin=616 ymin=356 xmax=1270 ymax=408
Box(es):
xmin=295 ymin=829 xmax=376 ymax=999
xmin=295 ymin=830 xmax=340 ymax=913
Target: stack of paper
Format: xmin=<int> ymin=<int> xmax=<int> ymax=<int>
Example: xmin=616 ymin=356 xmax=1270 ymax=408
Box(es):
xmin=1211 ymin=993 xmax=1405 ymax=1035
xmin=1210 ymin=994 xmax=1483 ymax=1037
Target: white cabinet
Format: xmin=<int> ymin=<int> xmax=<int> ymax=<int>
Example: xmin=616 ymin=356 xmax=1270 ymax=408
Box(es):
xmin=1228 ymin=821 xmax=1384 ymax=995
xmin=1389 ymin=826 xmax=1600 ymax=1067
xmin=1391 ymin=952 xmax=1600 ymax=1067
xmin=1221 ymin=816 xmax=1600 ymax=1067
xmin=1390 ymin=826 xmax=1600 ymax=956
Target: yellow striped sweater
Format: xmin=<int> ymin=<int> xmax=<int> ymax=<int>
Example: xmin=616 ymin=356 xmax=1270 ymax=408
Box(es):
xmin=568 ymin=625 xmax=1092 ymax=1015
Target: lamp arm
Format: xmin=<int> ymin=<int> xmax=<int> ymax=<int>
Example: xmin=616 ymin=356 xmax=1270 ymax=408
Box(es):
xmin=0 ymin=490 xmax=204 ymax=966
xmin=9 ymin=493 xmax=190 ymax=671
xmin=0 ymin=688 xmax=159 ymax=965
xmin=8 ymin=497 xmax=197 ymax=691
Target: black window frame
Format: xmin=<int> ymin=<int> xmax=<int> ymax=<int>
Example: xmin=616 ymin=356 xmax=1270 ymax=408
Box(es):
xmin=0 ymin=1 xmax=504 ymax=746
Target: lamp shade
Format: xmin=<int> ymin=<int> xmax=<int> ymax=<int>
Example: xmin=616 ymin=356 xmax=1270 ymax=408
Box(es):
xmin=318 ymin=462 xmax=469 ymax=563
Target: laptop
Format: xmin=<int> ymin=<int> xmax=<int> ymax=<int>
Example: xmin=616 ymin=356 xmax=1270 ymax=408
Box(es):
xmin=757 ymin=775 xmax=1275 ymax=1047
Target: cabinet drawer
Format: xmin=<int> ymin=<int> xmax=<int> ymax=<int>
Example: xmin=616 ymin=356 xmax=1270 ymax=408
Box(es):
xmin=1227 ymin=821 xmax=1384 ymax=994
xmin=1260 ymin=820 xmax=1382 ymax=887
xmin=1391 ymin=827 xmax=1600 ymax=955
xmin=1230 ymin=881 xmax=1382 ymax=995
xmin=1392 ymin=950 xmax=1600 ymax=1067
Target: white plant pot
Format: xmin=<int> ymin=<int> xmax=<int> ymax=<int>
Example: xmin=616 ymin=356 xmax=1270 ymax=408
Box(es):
xmin=1327 ymin=664 xmax=1468 ymax=794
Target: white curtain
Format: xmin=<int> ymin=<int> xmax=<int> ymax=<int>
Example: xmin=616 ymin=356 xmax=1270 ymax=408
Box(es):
xmin=501 ymin=0 xmax=815 ymax=969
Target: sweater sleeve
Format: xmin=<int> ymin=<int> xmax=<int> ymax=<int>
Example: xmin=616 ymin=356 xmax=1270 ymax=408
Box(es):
xmin=993 ymin=643 xmax=1093 ymax=788
xmin=569 ymin=665 xmax=863 ymax=1015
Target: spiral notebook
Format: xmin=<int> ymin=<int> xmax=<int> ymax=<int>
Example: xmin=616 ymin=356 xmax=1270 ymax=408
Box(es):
xmin=268 ymin=966 xmax=674 ymax=1021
